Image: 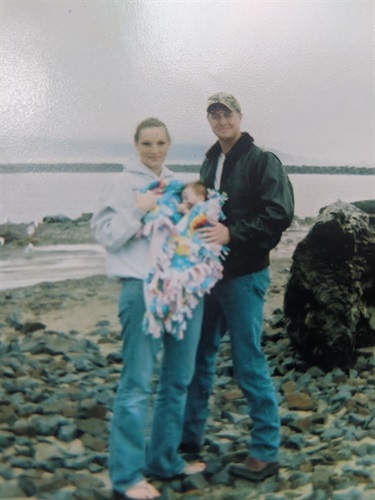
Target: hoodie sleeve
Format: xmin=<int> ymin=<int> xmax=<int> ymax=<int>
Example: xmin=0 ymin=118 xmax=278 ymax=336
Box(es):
xmin=91 ymin=176 xmax=145 ymax=252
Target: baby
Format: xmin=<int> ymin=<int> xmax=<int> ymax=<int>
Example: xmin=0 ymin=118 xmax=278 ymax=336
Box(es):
xmin=178 ymin=180 xmax=208 ymax=215
xmin=141 ymin=178 xmax=227 ymax=339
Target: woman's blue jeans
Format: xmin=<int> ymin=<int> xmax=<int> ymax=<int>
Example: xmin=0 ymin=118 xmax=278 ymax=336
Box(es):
xmin=181 ymin=268 xmax=280 ymax=462
xmin=109 ymin=279 xmax=203 ymax=493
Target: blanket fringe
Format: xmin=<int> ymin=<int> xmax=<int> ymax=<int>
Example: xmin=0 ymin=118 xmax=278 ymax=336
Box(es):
xmin=138 ymin=180 xmax=228 ymax=339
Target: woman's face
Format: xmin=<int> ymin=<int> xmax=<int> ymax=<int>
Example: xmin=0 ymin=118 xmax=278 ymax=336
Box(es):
xmin=135 ymin=126 xmax=170 ymax=174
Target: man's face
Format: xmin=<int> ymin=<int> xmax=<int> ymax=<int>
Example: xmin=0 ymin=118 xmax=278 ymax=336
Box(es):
xmin=207 ymin=105 xmax=242 ymax=142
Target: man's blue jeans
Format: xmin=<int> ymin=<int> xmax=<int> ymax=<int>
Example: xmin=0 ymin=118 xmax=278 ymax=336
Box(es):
xmin=109 ymin=279 xmax=203 ymax=493
xmin=181 ymin=268 xmax=280 ymax=462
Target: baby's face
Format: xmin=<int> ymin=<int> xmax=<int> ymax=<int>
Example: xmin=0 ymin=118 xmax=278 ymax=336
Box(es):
xmin=182 ymin=186 xmax=205 ymax=209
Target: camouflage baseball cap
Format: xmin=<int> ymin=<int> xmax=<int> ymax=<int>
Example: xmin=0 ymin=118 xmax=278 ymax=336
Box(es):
xmin=207 ymin=92 xmax=241 ymax=113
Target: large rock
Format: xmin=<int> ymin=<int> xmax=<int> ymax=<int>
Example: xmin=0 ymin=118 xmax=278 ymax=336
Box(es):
xmin=284 ymin=200 xmax=375 ymax=370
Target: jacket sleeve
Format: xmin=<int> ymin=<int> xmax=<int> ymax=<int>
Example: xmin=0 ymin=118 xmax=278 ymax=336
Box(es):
xmin=228 ymin=152 xmax=294 ymax=252
xmin=90 ymin=177 xmax=145 ymax=252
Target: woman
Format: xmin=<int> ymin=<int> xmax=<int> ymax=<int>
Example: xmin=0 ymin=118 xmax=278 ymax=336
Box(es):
xmin=91 ymin=118 xmax=205 ymax=500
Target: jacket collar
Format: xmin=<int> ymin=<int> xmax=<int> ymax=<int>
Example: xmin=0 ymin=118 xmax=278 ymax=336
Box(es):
xmin=206 ymin=132 xmax=254 ymax=161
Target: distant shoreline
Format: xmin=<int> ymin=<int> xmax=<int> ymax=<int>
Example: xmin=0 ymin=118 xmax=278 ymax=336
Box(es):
xmin=0 ymin=163 xmax=374 ymax=175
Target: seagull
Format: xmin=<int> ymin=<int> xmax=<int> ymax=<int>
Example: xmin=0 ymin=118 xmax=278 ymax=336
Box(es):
xmin=0 ymin=237 xmax=5 ymax=247
xmin=24 ymin=242 xmax=34 ymax=258
xmin=26 ymin=221 xmax=39 ymax=237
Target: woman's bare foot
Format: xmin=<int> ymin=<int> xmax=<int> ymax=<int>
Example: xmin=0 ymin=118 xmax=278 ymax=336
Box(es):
xmin=124 ymin=480 xmax=160 ymax=499
xmin=182 ymin=461 xmax=206 ymax=475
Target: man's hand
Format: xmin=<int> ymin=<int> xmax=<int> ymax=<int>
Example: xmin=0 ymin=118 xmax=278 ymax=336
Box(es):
xmin=198 ymin=222 xmax=230 ymax=245
xmin=134 ymin=191 xmax=158 ymax=213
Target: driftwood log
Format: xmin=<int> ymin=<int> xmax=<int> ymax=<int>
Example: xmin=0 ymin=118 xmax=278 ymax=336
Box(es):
xmin=284 ymin=200 xmax=375 ymax=370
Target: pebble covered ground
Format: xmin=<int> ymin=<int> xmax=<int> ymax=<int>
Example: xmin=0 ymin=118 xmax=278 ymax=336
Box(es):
xmin=0 ymin=219 xmax=374 ymax=499
xmin=1 ymin=277 xmax=374 ymax=500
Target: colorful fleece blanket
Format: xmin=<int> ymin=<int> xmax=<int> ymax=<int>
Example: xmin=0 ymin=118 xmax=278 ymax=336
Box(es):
xmin=138 ymin=179 xmax=227 ymax=340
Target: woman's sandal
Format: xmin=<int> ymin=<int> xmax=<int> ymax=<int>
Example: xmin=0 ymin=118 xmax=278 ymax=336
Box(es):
xmin=115 ymin=480 xmax=160 ymax=500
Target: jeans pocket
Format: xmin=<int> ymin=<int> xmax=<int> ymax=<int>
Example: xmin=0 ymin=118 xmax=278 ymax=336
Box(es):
xmin=118 ymin=279 xmax=141 ymax=311
xmin=252 ymin=268 xmax=270 ymax=299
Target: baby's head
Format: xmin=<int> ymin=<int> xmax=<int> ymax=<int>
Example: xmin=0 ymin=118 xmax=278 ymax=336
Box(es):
xmin=181 ymin=181 xmax=207 ymax=210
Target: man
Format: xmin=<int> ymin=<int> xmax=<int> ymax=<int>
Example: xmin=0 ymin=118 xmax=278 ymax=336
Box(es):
xmin=180 ymin=92 xmax=294 ymax=481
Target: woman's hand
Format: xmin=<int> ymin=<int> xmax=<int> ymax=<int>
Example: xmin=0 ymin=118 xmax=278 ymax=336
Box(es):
xmin=135 ymin=191 xmax=158 ymax=213
xmin=198 ymin=222 xmax=230 ymax=245
xmin=177 ymin=202 xmax=189 ymax=215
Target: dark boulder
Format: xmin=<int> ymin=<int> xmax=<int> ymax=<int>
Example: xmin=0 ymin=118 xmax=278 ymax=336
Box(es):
xmin=42 ymin=214 xmax=72 ymax=223
xmin=284 ymin=200 xmax=375 ymax=370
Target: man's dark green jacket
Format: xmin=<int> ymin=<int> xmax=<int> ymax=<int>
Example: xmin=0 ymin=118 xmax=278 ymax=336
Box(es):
xmin=201 ymin=132 xmax=294 ymax=279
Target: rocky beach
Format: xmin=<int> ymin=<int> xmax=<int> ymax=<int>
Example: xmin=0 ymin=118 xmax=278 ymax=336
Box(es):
xmin=1 ymin=216 xmax=374 ymax=500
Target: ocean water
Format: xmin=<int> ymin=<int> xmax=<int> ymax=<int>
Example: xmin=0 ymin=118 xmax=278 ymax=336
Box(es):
xmin=0 ymin=171 xmax=373 ymax=290
xmin=1 ymin=172 xmax=374 ymax=224
xmin=1 ymin=244 xmax=106 ymax=290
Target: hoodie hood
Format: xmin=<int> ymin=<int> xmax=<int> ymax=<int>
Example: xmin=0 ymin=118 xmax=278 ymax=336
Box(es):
xmin=122 ymin=160 xmax=174 ymax=181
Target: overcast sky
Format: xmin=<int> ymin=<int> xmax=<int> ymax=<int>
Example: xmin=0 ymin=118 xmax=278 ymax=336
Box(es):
xmin=0 ymin=0 xmax=374 ymax=166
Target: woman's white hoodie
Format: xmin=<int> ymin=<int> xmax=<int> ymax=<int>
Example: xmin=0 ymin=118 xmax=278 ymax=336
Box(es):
xmin=91 ymin=161 xmax=174 ymax=279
